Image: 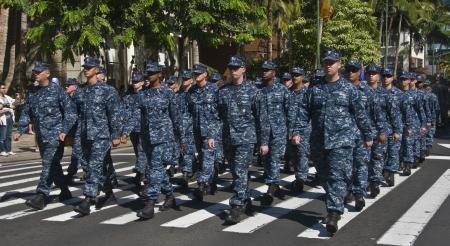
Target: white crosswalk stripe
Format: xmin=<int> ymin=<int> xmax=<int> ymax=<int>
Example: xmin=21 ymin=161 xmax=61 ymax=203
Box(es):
xmin=297 ymin=168 xmax=420 ymax=239
xmin=0 ymin=162 xmax=70 ymax=180
xmin=377 ymin=169 xmax=450 ymax=246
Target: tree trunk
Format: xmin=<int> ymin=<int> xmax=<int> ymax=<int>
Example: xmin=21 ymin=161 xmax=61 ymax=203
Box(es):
xmin=0 ymin=8 xmax=9 ymax=79
xmin=379 ymin=12 xmax=384 ymax=47
xmin=17 ymin=12 xmax=27 ymax=93
xmin=394 ymin=14 xmax=403 ymax=77
xmin=267 ymin=0 xmax=273 ymax=60
xmin=288 ymin=30 xmax=293 ymax=69
xmin=4 ymin=43 xmax=16 ymax=92
xmin=409 ymin=29 xmax=413 ymax=71
xmin=192 ymin=39 xmax=199 ymax=65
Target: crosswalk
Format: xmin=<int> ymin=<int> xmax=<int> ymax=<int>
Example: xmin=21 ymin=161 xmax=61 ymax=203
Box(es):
xmin=0 ymin=154 xmax=449 ymax=245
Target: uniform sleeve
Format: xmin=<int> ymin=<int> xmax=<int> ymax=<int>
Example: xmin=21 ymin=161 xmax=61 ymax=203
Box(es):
xmin=387 ymin=94 xmax=403 ymax=135
xmin=296 ymin=89 xmax=312 ymax=138
xmin=205 ymin=88 xmax=219 ymax=140
xmin=106 ymin=88 xmax=123 ymax=140
xmin=16 ymin=98 xmax=31 ymax=135
xmin=122 ymin=95 xmax=136 ymax=136
xmin=350 ymin=87 xmax=373 ymax=142
xmin=59 ymin=89 xmax=77 ymax=135
xmin=370 ymin=93 xmax=387 ymax=137
xmin=169 ymin=90 xmax=184 ymax=143
xmin=254 ymin=90 xmax=270 ymax=146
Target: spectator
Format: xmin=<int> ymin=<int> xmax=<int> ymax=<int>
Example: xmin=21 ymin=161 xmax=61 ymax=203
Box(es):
xmin=0 ymin=83 xmax=15 ymax=156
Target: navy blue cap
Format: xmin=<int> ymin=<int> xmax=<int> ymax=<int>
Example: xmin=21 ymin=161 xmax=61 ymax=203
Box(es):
xmin=182 ymin=70 xmax=193 ymax=79
xmin=261 ymin=60 xmax=277 ymax=70
xmin=32 ymin=61 xmax=50 ymax=73
xmin=82 ymin=57 xmax=100 ymax=68
xmin=211 ymin=72 xmax=222 ymax=82
xmin=131 ymin=73 xmax=144 ymax=83
xmin=346 ymin=59 xmax=361 ymax=69
xmin=365 ymin=64 xmax=381 ymax=74
xmin=424 ymin=79 xmax=432 ymax=85
xmin=291 ymin=67 xmax=305 ymax=76
xmin=65 ymin=78 xmax=78 ymax=85
xmin=315 ymin=69 xmax=325 ymax=77
xmin=98 ymin=67 xmax=106 ymax=75
xmin=254 ymin=77 xmax=262 ymax=84
xmin=193 ymin=64 xmax=208 ymax=74
xmin=416 ymin=75 xmax=425 ymax=82
xmin=398 ymin=71 xmax=410 ymax=80
xmin=145 ymin=62 xmax=163 ymax=74
xmin=382 ymin=68 xmax=393 ymax=77
xmin=304 ymin=75 xmax=311 ymax=82
xmin=166 ymin=76 xmax=177 ymax=85
xmin=227 ymin=56 xmax=246 ymax=67
xmin=409 ymin=72 xmax=417 ymax=80
xmin=282 ymin=72 xmax=292 ymax=80
xmin=322 ymin=49 xmax=341 ymax=61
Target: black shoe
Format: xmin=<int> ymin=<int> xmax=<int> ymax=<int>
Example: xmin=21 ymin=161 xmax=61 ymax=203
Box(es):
xmin=282 ymin=163 xmax=291 ymax=174
xmin=419 ymin=157 xmax=425 ymax=164
xmin=325 ymin=212 xmax=341 ymax=234
xmin=95 ymin=189 xmax=116 ymax=209
xmin=354 ymin=194 xmax=365 ymax=211
xmin=73 ymin=197 xmax=95 ymax=215
xmin=425 ymin=148 xmax=430 ymax=157
xmin=225 ymin=205 xmax=244 ymax=225
xmin=218 ymin=162 xmax=227 ymax=174
xmin=261 ymin=184 xmax=280 ymax=206
xmin=134 ymin=172 xmax=143 ymax=186
xmin=307 ymin=174 xmax=321 ymax=187
xmin=344 ymin=192 xmax=354 ymax=204
xmin=137 ymin=200 xmax=155 ymax=219
xmin=209 ymin=182 xmax=218 ymax=195
xmin=403 ymin=163 xmax=411 ymax=176
xmin=160 ymin=195 xmax=177 ymax=211
xmin=193 ymin=183 xmax=207 ymax=201
xmin=412 ymin=161 xmax=419 ymax=169
xmin=166 ymin=166 xmax=176 ymax=177
xmin=111 ymin=177 xmax=118 ymax=188
xmin=384 ymin=170 xmax=395 ymax=187
xmin=58 ymin=188 xmax=73 ymax=202
xmin=25 ymin=193 xmax=47 ymax=210
xmin=291 ymin=180 xmax=304 ymax=193
xmin=369 ymin=182 xmax=380 ymax=198
xmin=65 ymin=175 xmax=77 ymax=186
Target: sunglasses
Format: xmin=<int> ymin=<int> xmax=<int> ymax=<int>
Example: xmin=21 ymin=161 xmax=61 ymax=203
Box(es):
xmin=345 ymin=68 xmax=359 ymax=73
xmin=383 ymin=75 xmax=393 ymax=78
xmin=228 ymin=66 xmax=242 ymax=71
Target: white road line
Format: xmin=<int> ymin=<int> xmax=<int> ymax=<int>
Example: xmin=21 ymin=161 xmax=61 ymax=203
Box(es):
xmin=0 ymin=163 xmax=130 ymax=189
xmin=0 ymin=162 xmax=70 ymax=180
xmin=0 ymin=161 xmax=43 ymax=169
xmin=160 ymin=175 xmax=296 ymax=229
xmin=377 ymin=169 xmax=450 ymax=246
xmin=110 ymin=153 xmax=136 ymax=156
xmin=100 ymin=173 xmax=233 ymax=225
xmin=298 ymin=168 xmax=420 ymax=239
xmin=0 ymin=184 xmax=135 ymax=220
xmin=426 ymin=155 xmax=450 ymax=160
xmin=223 ymin=187 xmax=325 ymax=233
xmin=0 ymin=162 xmax=69 ymax=174
xmin=438 ymin=143 xmax=450 ymax=149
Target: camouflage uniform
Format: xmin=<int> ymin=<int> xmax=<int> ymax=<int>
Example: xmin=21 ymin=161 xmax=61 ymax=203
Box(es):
xmin=296 ymin=76 xmax=373 ymax=214
xmin=188 ymin=66 xmax=220 ymax=186
xmin=17 ymin=64 xmax=77 ymax=197
xmin=218 ymin=76 xmax=268 ymax=206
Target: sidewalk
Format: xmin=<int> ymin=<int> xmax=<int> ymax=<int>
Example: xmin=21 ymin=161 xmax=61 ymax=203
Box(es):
xmin=0 ymin=130 xmax=132 ymax=164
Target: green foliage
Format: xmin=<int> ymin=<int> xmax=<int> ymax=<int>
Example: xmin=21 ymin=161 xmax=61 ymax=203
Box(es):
xmin=290 ymin=0 xmax=381 ymax=72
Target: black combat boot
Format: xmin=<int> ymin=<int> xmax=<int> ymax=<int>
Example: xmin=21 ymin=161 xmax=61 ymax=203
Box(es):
xmin=65 ymin=175 xmax=77 ymax=186
xmin=160 ymin=194 xmax=177 ymax=211
xmin=369 ymin=182 xmax=380 ymax=198
xmin=137 ymin=200 xmax=155 ymax=219
xmin=95 ymin=186 xmax=116 ymax=209
xmin=383 ymin=170 xmax=395 ymax=187
xmin=325 ymin=212 xmax=341 ymax=234
xmin=425 ymin=148 xmax=430 ymax=157
xmin=290 ymin=179 xmax=304 ymax=193
xmin=282 ymin=162 xmax=291 ymax=174
xmin=412 ymin=159 xmax=420 ymax=169
xmin=209 ymin=182 xmax=218 ymax=195
xmin=193 ymin=183 xmax=207 ymax=201
xmin=224 ymin=199 xmax=252 ymax=224
xmin=403 ymin=162 xmax=412 ymax=176
xmin=25 ymin=193 xmax=47 ymax=210
xmin=58 ymin=186 xmax=73 ymax=202
xmin=354 ymin=194 xmax=365 ymax=211
xmin=344 ymin=192 xmax=354 ymax=204
xmin=73 ymin=197 xmax=95 ymax=215
xmin=180 ymin=172 xmax=191 ymax=189
xmin=261 ymin=183 xmax=280 ymax=206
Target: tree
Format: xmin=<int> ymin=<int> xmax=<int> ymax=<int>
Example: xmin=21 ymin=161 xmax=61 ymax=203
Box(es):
xmin=290 ymin=0 xmax=380 ymax=72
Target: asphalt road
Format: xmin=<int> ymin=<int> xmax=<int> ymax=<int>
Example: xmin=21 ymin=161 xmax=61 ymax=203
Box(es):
xmin=0 ymin=130 xmax=449 ymax=246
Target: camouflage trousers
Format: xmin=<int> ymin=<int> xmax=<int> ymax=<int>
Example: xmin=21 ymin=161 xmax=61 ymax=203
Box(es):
xmin=167 ymin=141 xmax=180 ymax=167
xmin=36 ymin=141 xmax=66 ymax=196
xmin=229 ymin=144 xmax=254 ymax=206
xmin=314 ymin=146 xmax=353 ymax=214
xmin=130 ymin=132 xmax=147 ymax=174
xmin=141 ymin=140 xmax=173 ymax=201
xmin=401 ymin=131 xmax=416 ymax=164
xmin=426 ymin=126 xmax=435 ymax=148
xmin=291 ymin=138 xmax=310 ymax=182
xmin=66 ymin=134 xmax=84 ymax=177
xmin=350 ymin=136 xmax=370 ymax=196
xmin=384 ymin=135 xmax=402 ymax=173
xmin=263 ymin=137 xmax=286 ymax=184
xmin=180 ymin=139 xmax=196 ymax=173
xmin=419 ymin=130 xmax=428 ymax=158
xmin=369 ymin=140 xmax=387 ymax=183
xmin=81 ymin=138 xmax=112 ymax=198
xmin=195 ymin=136 xmax=216 ymax=184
